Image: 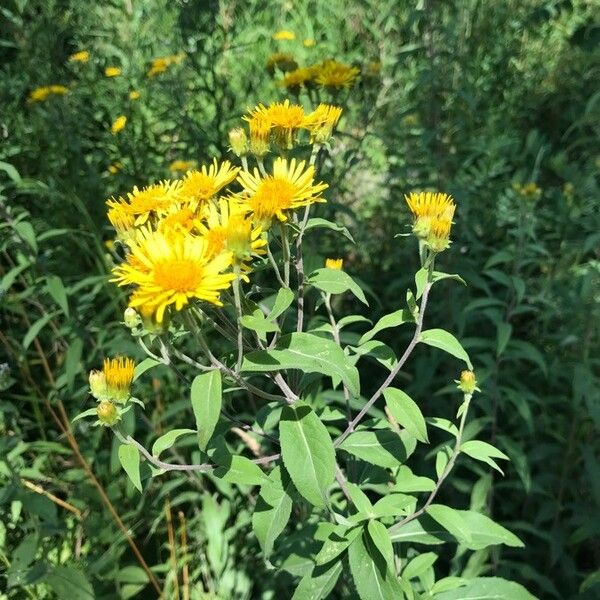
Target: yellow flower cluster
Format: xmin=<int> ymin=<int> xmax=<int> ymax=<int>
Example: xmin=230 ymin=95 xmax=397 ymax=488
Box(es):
xmin=147 ymin=53 xmax=185 ymax=77
xmin=241 ymin=99 xmax=343 ymax=154
xmin=89 ymin=356 xmax=136 ymax=425
xmin=111 ymin=115 xmax=127 ymax=134
xmin=404 ymin=192 xmax=456 ymax=253
xmin=69 ymin=50 xmax=89 ymax=63
xmin=512 ymin=182 xmax=541 ymax=201
xmin=105 ymin=66 xmax=122 ymax=77
xmin=272 ymin=59 xmax=360 ymax=92
xmin=28 ymin=85 xmax=69 ymax=103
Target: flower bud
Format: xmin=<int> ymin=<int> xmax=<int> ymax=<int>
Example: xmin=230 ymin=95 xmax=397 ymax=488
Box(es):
xmin=228 ymin=128 xmax=248 ymax=157
xmin=457 ymin=370 xmax=477 ymax=394
xmin=97 ymin=401 xmax=119 ymax=426
xmin=124 ymin=307 xmax=141 ymax=329
xmin=89 ymin=370 xmax=107 ymax=400
xmin=325 ymin=258 xmax=343 ymax=270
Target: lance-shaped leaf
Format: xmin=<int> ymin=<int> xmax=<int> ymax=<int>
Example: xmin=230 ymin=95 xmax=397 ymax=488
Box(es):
xmin=420 ymin=329 xmax=473 ymax=368
xmin=308 ymin=268 xmax=368 ymax=305
xmin=383 ymin=387 xmax=429 ymax=443
xmin=433 ymin=577 xmax=536 ymax=600
xmin=242 ymin=332 xmax=360 ymax=397
xmin=279 ymin=402 xmax=335 ymax=507
xmin=191 ymin=370 xmax=222 ymax=450
xmin=339 ymin=429 xmax=416 ymax=469
xmin=291 ymin=560 xmax=343 ymax=600
xmin=359 ymin=308 xmax=413 ymax=345
xmin=118 ymin=444 xmax=142 ymax=492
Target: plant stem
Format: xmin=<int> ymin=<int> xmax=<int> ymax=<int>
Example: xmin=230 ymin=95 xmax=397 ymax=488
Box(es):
xmin=232 ymin=267 xmax=244 ymax=374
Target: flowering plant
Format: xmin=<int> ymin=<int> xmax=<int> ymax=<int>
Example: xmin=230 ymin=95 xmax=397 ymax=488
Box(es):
xmin=76 ymin=99 xmax=533 ymax=599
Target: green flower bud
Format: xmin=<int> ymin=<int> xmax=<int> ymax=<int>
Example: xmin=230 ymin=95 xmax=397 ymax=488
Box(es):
xmin=97 ymin=401 xmax=119 ymax=426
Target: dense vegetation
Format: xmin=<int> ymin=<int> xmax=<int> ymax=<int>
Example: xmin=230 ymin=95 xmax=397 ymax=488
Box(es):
xmin=1 ymin=1 xmax=598 ymax=599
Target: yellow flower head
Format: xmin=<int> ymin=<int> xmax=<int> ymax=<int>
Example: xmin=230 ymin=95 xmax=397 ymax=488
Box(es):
xmin=105 ymin=66 xmax=121 ymax=77
xmin=266 ymin=52 xmax=297 ymax=74
xmin=179 ymin=160 xmax=240 ymax=204
xmin=273 ymin=30 xmax=295 ymax=41
xmin=69 ymin=50 xmax=89 ymax=63
xmin=111 ymin=227 xmax=235 ymax=323
xmin=169 ymin=160 xmax=197 ymax=173
xmin=325 ymin=258 xmax=343 ymax=270
xmin=107 ymin=203 xmax=136 ymax=238
xmin=196 ymin=198 xmax=266 ymax=269
xmin=107 ymin=180 xmax=182 ymax=226
xmin=102 ymin=356 xmax=135 ymax=403
xmin=129 ymin=90 xmax=141 ymax=100
xmin=147 ymin=53 xmax=185 ymax=77
xmin=236 ymin=157 xmax=327 ymax=228
xmin=280 ymin=67 xmax=315 ymax=92
xmin=457 ymin=370 xmax=478 ymax=394
xmin=247 ymin=114 xmax=272 ymax=157
xmin=302 ymin=104 xmax=343 ymax=143
xmin=404 ymin=191 xmax=456 ymax=251
xmin=303 ymin=38 xmax=317 ymax=48
xmin=246 ymin=100 xmax=305 ymax=150
xmin=28 ymin=85 xmax=68 ymax=103
xmin=156 ymin=204 xmax=197 ymax=235
xmin=108 ymin=162 xmax=123 ymax=175
xmin=111 ymin=115 xmax=127 ymax=134
xmin=314 ymin=59 xmax=360 ymax=89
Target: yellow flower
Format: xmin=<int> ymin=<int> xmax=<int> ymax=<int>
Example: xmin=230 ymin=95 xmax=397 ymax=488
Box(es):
xmin=245 ymin=100 xmax=305 ymax=149
xmin=107 ymin=180 xmax=182 ymax=226
xmin=103 ymin=356 xmax=135 ymax=403
xmin=302 ymin=103 xmax=343 ymax=143
xmin=266 ymin=52 xmax=297 ymax=74
xmin=112 ymin=227 xmax=235 ymax=323
xmin=404 ymin=191 xmax=456 ymax=252
xmin=457 ymin=370 xmax=478 ymax=394
xmin=237 ymin=157 xmax=327 ymax=227
xmin=280 ymin=67 xmax=315 ymax=92
xmin=303 ymin=38 xmax=316 ymax=48
xmin=147 ymin=53 xmax=185 ymax=77
xmin=314 ymin=59 xmax=360 ymax=89
xmin=247 ymin=114 xmax=272 ymax=157
xmin=179 ymin=160 xmax=240 ymax=204
xmin=273 ymin=30 xmax=295 ymax=41
xmin=156 ymin=204 xmax=197 ymax=235
xmin=325 ymin=258 xmax=343 ymax=270
xmin=28 ymin=85 xmax=68 ymax=103
xmin=69 ymin=50 xmax=89 ymax=63
xmin=108 ymin=162 xmax=122 ymax=174
xmin=196 ymin=198 xmax=266 ymax=269
xmin=105 ymin=66 xmax=121 ymax=77
xmin=169 ymin=160 xmax=197 ymax=173
xmin=129 ymin=90 xmax=141 ymax=100
xmin=519 ymin=182 xmax=541 ymax=201
xmin=111 ymin=115 xmax=127 ymax=134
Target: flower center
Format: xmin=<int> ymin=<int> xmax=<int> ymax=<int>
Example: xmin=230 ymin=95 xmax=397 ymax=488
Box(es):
xmin=251 ymin=177 xmax=296 ymax=219
xmin=154 ymin=259 xmax=203 ymax=292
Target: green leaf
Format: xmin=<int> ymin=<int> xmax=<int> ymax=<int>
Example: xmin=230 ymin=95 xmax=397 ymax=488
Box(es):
xmin=348 ymin=531 xmax=403 ymax=600
xmin=367 ymin=520 xmax=395 ymax=572
xmin=14 ymin=221 xmax=37 ymax=253
xmin=45 ymin=565 xmax=94 ymax=600
xmin=252 ymin=466 xmax=293 ymax=558
xmin=432 ymin=271 xmax=466 ymax=286
xmin=461 ymin=440 xmax=510 ymax=475
xmin=71 ymin=408 xmax=98 ymax=423
xmin=339 ymin=429 xmax=415 ymax=469
xmin=393 ymin=466 xmax=436 ymax=493
xmin=372 ymin=493 xmax=415 ymax=518
xmin=426 ymin=504 xmax=473 ymax=544
xmin=292 ymin=561 xmax=343 ymax=600
xmin=46 ymin=276 xmax=69 ymax=317
xmin=269 ymin=288 xmax=295 ymax=321
xmin=243 ymin=332 xmax=360 ymax=397
xmin=420 ymin=329 xmax=473 ymax=368
xmin=241 ymin=310 xmax=280 ymax=338
xmin=359 ymin=308 xmax=412 ymax=345
xmin=191 ymin=370 xmax=222 ymax=450
xmin=214 ymin=455 xmax=267 ymax=486
xmin=350 ymin=341 xmax=397 ymax=371
xmin=402 ymin=552 xmax=437 ymax=580
xmin=305 ymin=217 xmax=355 ymax=242
xmin=308 ymin=268 xmax=368 ymax=305
xmin=23 ymin=312 xmax=59 ymax=349
xmin=415 ymin=267 xmax=428 ymax=299
xmin=347 ymin=482 xmax=374 ymax=515
xmin=383 ymin=387 xmax=428 ymax=443
xmin=433 ymin=577 xmax=537 ymax=600
xmin=133 ymin=357 xmax=161 ymax=381
xmin=315 ymin=525 xmax=362 ymax=565
xmin=279 ymin=401 xmax=335 ymax=507
xmin=151 ymin=429 xmax=195 ymax=458
xmin=118 ymin=444 xmax=142 ymax=492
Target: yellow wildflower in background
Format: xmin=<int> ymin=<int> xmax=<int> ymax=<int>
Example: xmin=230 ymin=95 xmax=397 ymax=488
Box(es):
xmin=105 ymin=66 xmax=121 ymax=77
xmin=314 ymin=59 xmax=360 ymax=89
xmin=112 ymin=227 xmax=236 ymax=323
xmin=280 ymin=67 xmax=315 ymax=92
xmin=107 ymin=180 xmax=182 ymax=226
xmin=404 ymin=191 xmax=456 ymax=252
xmin=303 ymin=38 xmax=316 ymax=48
xmin=246 ymin=100 xmax=305 ymax=149
xmin=111 ymin=115 xmax=127 ymax=134
xmin=28 ymin=85 xmax=69 ymax=103
xmin=273 ymin=30 xmax=295 ymax=41
xmin=69 ymin=50 xmax=89 ymax=63
xmin=302 ymin=104 xmax=343 ymax=143
xmin=147 ymin=53 xmax=185 ymax=77
xmin=237 ymin=157 xmax=327 ymax=227
xmin=169 ymin=160 xmax=197 ymax=173
xmin=325 ymin=258 xmax=343 ymax=270
xmin=266 ymin=52 xmax=297 ymax=74
xmin=179 ymin=160 xmax=240 ymax=204
xmin=129 ymin=90 xmax=141 ymax=100
xmin=108 ymin=162 xmax=123 ymax=175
